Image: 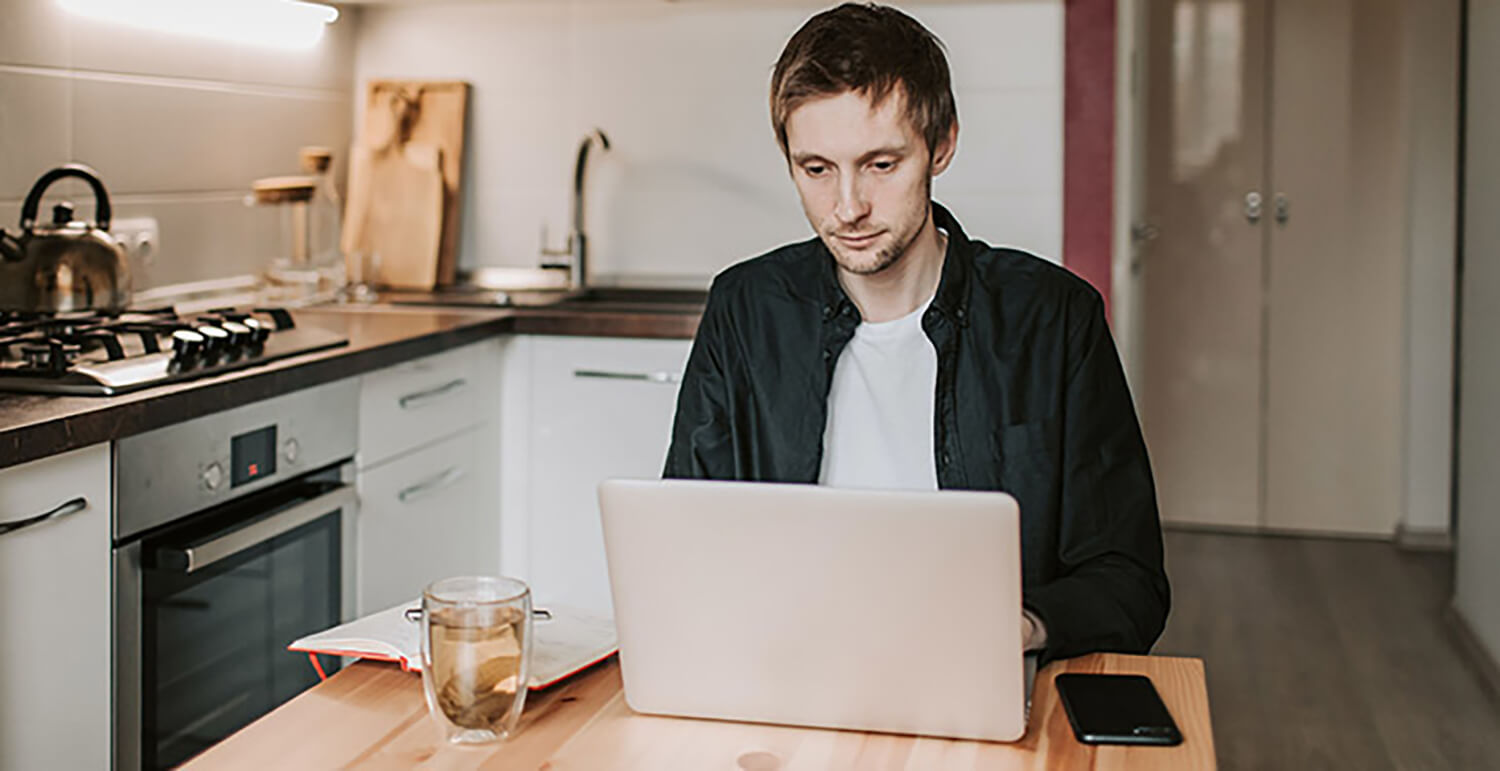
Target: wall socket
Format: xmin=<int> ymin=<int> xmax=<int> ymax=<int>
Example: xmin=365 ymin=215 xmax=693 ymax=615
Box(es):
xmin=112 ymin=217 xmax=160 ymax=265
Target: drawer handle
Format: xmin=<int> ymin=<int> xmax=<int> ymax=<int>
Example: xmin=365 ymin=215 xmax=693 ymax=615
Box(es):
xmin=573 ymin=369 xmax=681 ymax=385
xmin=398 ymin=378 xmax=468 ymax=410
xmin=398 ymin=466 xmax=467 ymax=504
xmin=0 ymin=496 xmax=87 ymax=537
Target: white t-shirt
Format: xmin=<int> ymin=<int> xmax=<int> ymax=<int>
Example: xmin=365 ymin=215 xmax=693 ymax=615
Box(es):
xmin=818 ymin=296 xmax=939 ymax=490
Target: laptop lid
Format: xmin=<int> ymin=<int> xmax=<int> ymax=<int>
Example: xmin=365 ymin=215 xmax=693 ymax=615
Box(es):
xmin=598 ymin=479 xmax=1027 ymax=742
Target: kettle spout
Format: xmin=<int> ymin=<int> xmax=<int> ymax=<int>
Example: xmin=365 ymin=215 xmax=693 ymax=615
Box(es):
xmin=0 ymin=230 xmax=21 ymax=262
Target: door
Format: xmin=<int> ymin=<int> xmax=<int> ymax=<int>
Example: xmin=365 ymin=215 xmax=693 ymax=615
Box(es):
xmin=1262 ymin=0 xmax=1407 ymax=534
xmin=1141 ymin=0 xmax=1270 ymax=528
xmin=0 ymin=444 xmax=111 ymax=771
xmin=1141 ymin=0 xmax=1411 ymax=535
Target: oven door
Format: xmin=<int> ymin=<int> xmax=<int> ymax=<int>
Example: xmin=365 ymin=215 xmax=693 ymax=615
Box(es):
xmin=113 ymin=462 xmax=357 ymax=771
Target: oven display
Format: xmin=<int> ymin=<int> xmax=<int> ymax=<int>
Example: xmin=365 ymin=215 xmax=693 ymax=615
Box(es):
xmin=231 ymin=425 xmax=278 ymax=487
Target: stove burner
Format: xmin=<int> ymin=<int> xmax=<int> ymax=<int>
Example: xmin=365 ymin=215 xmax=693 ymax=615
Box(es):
xmin=0 ymin=306 xmax=347 ymax=395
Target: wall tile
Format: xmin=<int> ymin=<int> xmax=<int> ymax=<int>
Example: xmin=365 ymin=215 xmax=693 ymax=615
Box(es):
xmin=0 ymin=0 xmax=72 ymax=69
xmin=70 ymin=77 xmax=349 ymax=194
xmin=0 ymin=70 xmax=71 ymax=199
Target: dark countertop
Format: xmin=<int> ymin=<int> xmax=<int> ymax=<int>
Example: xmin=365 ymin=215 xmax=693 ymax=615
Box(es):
xmin=0 ymin=300 xmax=702 ymax=472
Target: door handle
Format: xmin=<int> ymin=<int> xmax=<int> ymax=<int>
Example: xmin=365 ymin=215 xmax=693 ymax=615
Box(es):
xmin=155 ymin=485 xmax=356 ymax=573
xmin=398 ymin=466 xmax=466 ymax=504
xmin=398 ymin=378 xmax=468 ymax=410
xmin=1274 ymin=193 xmax=1290 ymax=225
xmin=0 ymin=496 xmax=87 ymax=537
xmin=1245 ymin=192 xmax=1263 ymax=224
xmin=573 ymin=369 xmax=681 ymax=384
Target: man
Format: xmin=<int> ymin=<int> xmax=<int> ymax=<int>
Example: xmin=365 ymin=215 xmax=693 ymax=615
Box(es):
xmin=663 ymin=2 xmax=1168 ymax=665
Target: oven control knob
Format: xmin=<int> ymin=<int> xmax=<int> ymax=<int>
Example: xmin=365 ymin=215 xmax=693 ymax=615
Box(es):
xmin=202 ymin=462 xmax=225 ymax=491
xmin=283 ymin=438 xmax=300 ymax=464
xmin=171 ymin=329 xmax=205 ymax=361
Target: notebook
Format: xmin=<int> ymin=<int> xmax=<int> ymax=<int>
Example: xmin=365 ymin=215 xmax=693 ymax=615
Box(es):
xmin=288 ymin=600 xmax=618 ymax=690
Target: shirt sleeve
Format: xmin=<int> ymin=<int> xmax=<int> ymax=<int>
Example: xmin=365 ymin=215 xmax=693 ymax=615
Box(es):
xmin=1021 ymin=291 xmax=1170 ymax=664
xmin=663 ymin=281 xmax=736 ymax=480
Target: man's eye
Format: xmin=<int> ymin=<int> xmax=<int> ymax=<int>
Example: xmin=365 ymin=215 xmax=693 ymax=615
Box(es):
xmin=804 ymin=164 xmax=828 ymax=177
xmin=872 ymin=160 xmax=896 ymax=172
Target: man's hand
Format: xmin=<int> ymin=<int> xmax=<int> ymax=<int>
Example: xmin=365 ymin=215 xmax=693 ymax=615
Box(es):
xmin=1021 ymin=609 xmax=1048 ymax=652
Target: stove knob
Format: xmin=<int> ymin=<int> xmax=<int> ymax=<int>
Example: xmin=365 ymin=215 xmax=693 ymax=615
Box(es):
xmin=196 ymin=325 xmax=229 ymax=354
xmin=283 ymin=438 xmax=300 ymax=464
xmin=220 ymin=321 xmax=252 ymax=349
xmin=242 ymin=317 xmax=271 ymax=345
xmin=202 ymin=462 xmax=225 ymax=491
xmin=171 ymin=329 xmax=205 ymax=360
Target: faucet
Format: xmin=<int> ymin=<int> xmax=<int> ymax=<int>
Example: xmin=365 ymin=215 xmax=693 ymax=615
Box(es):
xmin=541 ymin=128 xmax=611 ymax=291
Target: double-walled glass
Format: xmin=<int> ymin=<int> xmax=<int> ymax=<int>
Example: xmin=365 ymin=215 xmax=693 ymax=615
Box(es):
xmin=418 ymin=576 xmax=533 ymax=744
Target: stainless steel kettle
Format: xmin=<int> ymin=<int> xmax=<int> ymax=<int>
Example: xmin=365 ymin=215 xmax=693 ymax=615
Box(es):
xmin=0 ymin=164 xmax=131 ymax=313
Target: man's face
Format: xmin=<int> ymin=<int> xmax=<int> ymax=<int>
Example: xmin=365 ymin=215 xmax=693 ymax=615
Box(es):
xmin=784 ymin=88 xmax=955 ymax=276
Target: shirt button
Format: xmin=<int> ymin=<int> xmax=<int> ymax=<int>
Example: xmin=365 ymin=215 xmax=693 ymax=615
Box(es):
xmin=822 ymin=348 xmax=833 ymax=361
xmin=956 ymin=307 xmax=967 ymax=320
xmin=822 ymin=304 xmax=835 ymax=320
xmin=940 ymin=452 xmax=952 ymax=467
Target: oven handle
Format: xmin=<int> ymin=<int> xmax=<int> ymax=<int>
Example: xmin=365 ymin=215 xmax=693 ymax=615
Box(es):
xmin=157 ymin=484 xmax=357 ymax=574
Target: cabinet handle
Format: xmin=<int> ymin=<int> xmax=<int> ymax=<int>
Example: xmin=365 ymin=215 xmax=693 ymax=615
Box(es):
xmin=398 ymin=378 xmax=468 ymax=410
xmin=0 ymin=496 xmax=87 ymax=537
xmin=573 ymin=369 xmax=681 ymax=385
xmin=398 ymin=466 xmax=467 ymax=504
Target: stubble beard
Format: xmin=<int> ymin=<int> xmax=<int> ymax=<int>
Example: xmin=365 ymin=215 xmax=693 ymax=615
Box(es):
xmin=823 ymin=177 xmax=932 ymax=277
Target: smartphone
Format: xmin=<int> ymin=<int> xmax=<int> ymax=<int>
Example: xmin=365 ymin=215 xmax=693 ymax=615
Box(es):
xmin=1055 ymin=673 xmax=1183 ymax=746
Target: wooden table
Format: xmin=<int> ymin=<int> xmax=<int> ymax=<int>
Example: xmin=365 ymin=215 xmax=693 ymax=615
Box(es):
xmin=185 ymin=654 xmax=1216 ymax=770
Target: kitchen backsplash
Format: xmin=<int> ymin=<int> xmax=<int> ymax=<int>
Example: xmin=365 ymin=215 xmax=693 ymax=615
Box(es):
xmin=355 ymin=0 xmax=1065 ymax=285
xmin=0 ymin=0 xmax=355 ymax=290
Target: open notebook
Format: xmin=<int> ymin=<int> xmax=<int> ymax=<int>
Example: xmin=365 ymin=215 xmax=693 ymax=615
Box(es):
xmin=288 ymin=601 xmax=618 ymax=690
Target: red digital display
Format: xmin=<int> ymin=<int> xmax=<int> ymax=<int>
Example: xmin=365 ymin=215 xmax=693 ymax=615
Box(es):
xmin=231 ymin=425 xmax=277 ymax=487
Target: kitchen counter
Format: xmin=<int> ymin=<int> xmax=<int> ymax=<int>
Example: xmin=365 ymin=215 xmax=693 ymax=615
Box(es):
xmin=182 ymin=653 xmax=1216 ymax=770
xmin=0 ymin=300 xmax=702 ymax=471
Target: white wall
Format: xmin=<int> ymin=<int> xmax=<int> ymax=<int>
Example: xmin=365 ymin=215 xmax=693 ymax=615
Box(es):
xmin=0 ymin=0 xmax=355 ymax=289
xmin=1456 ymin=1 xmax=1500 ymax=667
xmin=353 ymin=0 xmax=1064 ymax=286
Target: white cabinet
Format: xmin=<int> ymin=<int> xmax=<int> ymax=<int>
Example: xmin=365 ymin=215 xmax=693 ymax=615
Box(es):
xmin=357 ymin=427 xmax=494 ymax=614
xmin=0 ymin=444 xmax=111 ymax=770
xmin=356 ymin=339 xmax=501 ymax=614
xmin=501 ymin=335 xmax=692 ymax=618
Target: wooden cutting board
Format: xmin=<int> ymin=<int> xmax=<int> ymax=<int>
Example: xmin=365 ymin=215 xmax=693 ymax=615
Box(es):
xmin=346 ymin=80 xmax=469 ymax=287
xmin=341 ymin=142 xmax=444 ymax=289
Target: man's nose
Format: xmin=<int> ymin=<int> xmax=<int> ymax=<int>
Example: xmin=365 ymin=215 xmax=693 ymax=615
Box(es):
xmin=834 ymin=176 xmax=871 ymax=225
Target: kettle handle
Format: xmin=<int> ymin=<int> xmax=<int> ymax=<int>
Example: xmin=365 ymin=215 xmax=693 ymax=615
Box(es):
xmin=20 ymin=164 xmax=112 ymax=231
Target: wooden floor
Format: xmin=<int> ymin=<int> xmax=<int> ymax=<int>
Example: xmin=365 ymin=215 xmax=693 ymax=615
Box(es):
xmin=1153 ymin=529 xmax=1500 ymax=770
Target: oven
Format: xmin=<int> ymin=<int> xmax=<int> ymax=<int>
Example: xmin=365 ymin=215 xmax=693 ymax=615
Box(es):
xmin=112 ymin=378 xmax=359 ymax=770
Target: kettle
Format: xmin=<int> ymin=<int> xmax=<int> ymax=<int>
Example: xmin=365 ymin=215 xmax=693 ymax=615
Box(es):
xmin=0 ymin=164 xmax=131 ymax=313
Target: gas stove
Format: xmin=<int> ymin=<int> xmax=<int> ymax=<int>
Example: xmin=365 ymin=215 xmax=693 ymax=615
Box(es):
xmin=0 ymin=306 xmax=347 ymax=396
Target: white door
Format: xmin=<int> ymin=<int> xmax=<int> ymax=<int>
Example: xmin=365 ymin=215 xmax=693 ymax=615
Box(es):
xmin=0 ymin=444 xmax=112 ymax=770
xmin=1140 ymin=0 xmax=1270 ymax=529
xmin=1261 ymin=0 xmax=1407 ymax=535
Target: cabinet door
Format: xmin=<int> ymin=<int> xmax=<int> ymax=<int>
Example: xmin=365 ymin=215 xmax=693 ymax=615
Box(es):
xmin=526 ymin=336 xmax=692 ymax=618
xmin=358 ymin=340 xmax=493 ymax=469
xmin=0 ymin=444 xmax=111 ymax=770
xmin=356 ymin=428 xmax=496 ymax=614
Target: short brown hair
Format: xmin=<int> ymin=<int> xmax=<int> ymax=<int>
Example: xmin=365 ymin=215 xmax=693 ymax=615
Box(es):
xmin=770 ymin=3 xmax=957 ymax=156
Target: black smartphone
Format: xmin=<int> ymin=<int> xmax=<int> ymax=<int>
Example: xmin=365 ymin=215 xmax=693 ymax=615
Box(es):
xmin=1055 ymin=673 xmax=1183 ymax=746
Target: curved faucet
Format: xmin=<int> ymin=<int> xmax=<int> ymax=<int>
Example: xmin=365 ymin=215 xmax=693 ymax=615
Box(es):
xmin=542 ymin=128 xmax=611 ymax=291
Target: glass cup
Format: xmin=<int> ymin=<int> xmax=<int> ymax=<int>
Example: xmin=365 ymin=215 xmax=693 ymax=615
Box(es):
xmin=343 ymin=249 xmax=381 ymax=303
xmin=418 ymin=576 xmax=534 ymax=744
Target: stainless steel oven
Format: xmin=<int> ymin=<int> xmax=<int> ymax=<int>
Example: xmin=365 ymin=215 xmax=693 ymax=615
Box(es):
xmin=112 ymin=379 xmax=359 ymax=770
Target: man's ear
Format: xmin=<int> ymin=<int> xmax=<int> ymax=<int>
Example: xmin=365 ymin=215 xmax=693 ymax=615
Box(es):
xmin=930 ymin=121 xmax=959 ymax=176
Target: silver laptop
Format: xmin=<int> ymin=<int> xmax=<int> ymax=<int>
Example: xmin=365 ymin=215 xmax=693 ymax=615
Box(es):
xmin=597 ymin=479 xmax=1031 ymax=742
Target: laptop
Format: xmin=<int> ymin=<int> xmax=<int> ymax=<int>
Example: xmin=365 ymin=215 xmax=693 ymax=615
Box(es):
xmin=597 ymin=478 xmax=1032 ymax=742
